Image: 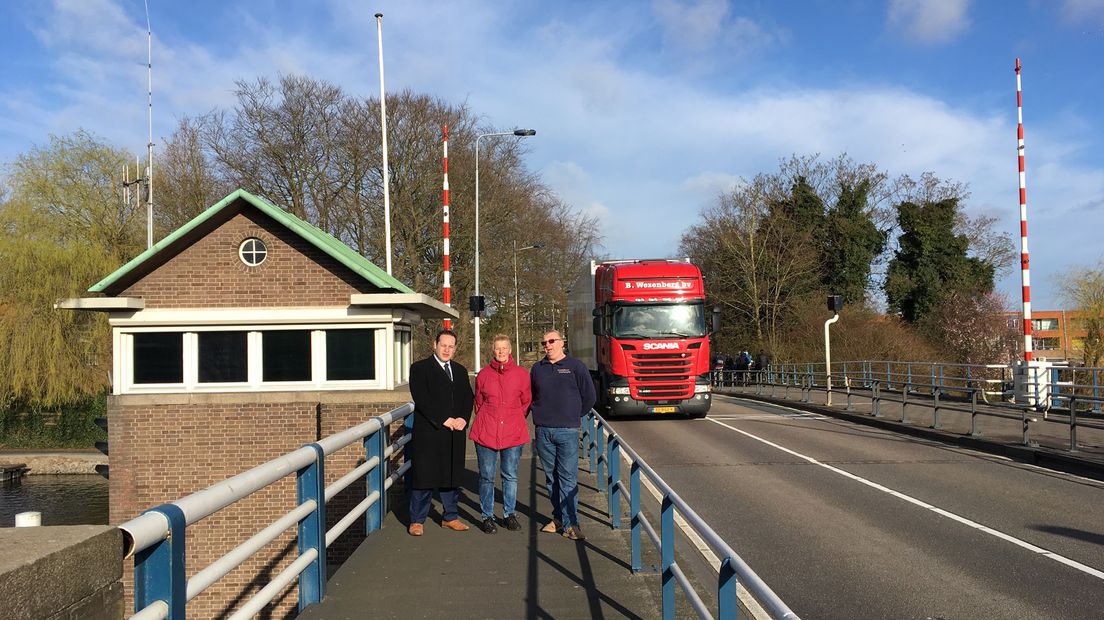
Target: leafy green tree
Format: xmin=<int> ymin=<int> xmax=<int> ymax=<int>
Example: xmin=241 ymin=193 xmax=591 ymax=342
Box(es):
xmin=682 ymin=173 xmax=820 ymax=352
xmin=0 ymin=131 xmax=140 ymax=405
xmin=884 ymin=198 xmax=993 ymax=323
xmin=823 ymin=180 xmax=886 ymax=305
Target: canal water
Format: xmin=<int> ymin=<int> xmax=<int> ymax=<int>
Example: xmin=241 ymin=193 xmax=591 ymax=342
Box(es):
xmin=0 ymin=475 xmax=109 ymax=527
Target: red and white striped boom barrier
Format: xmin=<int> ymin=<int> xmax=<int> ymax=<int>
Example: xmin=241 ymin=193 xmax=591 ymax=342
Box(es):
xmin=442 ymin=125 xmax=452 ymax=329
xmin=1016 ymin=58 xmax=1033 ymax=362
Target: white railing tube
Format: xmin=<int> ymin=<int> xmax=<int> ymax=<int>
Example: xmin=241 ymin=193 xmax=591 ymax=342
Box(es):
xmin=226 ymin=548 xmax=318 ymax=620
xmin=129 ymin=600 xmax=169 ymax=620
xmin=187 ymin=500 xmax=316 ymax=601
xmin=119 ymin=511 xmax=170 ymax=559
xmin=173 ymin=446 xmax=318 ymax=529
xmin=326 ymin=458 xmax=378 ymax=503
xmin=326 ymin=490 xmax=381 ymax=547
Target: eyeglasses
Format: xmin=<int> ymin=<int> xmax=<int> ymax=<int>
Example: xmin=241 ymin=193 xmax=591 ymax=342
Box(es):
xmin=540 ymin=338 xmax=561 ymax=346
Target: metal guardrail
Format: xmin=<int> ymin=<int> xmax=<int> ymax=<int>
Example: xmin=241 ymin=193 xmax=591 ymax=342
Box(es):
xmin=119 ymin=403 xmax=414 ymax=620
xmin=582 ymin=410 xmax=798 ymax=620
xmin=719 ymin=361 xmax=1104 ymax=453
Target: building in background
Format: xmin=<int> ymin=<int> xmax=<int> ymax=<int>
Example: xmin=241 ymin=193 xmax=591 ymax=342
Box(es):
xmin=1005 ymin=309 xmax=1088 ymax=362
xmin=61 ymin=189 xmax=455 ymax=619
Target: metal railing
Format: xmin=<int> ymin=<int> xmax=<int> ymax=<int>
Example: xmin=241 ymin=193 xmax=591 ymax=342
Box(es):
xmin=582 ymin=410 xmax=798 ymax=620
xmin=118 ymin=404 xmax=414 ymax=620
xmin=720 ymin=361 xmax=1104 ymax=453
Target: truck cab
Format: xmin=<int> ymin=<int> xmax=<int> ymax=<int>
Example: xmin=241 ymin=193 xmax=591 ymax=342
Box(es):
xmin=569 ymin=259 xmax=712 ymax=418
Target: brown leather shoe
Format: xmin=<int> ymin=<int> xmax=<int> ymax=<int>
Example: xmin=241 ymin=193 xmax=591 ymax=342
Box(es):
xmin=440 ymin=519 xmax=470 ymax=531
xmin=408 ymin=523 xmax=424 ymax=536
xmin=540 ymin=520 xmax=562 ymax=534
xmin=562 ymin=525 xmax=586 ymax=541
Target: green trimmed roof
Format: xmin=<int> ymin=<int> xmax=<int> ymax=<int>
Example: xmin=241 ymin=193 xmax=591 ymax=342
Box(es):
xmin=89 ymin=188 xmax=413 ymax=294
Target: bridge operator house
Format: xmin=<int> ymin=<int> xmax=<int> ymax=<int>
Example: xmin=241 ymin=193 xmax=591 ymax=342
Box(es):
xmin=60 ymin=189 xmax=455 ymax=619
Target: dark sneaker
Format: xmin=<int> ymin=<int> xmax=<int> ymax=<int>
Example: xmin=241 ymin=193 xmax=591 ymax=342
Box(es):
xmin=504 ymin=514 xmax=522 ymax=531
xmin=480 ymin=517 xmax=498 ymax=534
xmin=562 ymin=525 xmax=586 ymax=541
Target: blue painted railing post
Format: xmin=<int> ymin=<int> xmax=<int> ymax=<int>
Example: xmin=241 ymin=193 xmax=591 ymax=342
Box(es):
xmin=630 ymin=462 xmax=642 ymax=572
xmin=586 ymin=414 xmax=597 ymax=474
xmin=1094 ymin=369 xmax=1101 ymax=414
xmin=297 ymin=444 xmax=326 ymax=612
xmin=718 ymin=557 xmax=737 ymax=620
xmin=403 ymin=414 xmax=414 ymax=493
xmin=608 ymin=437 xmax=621 ymax=529
xmin=134 ymin=504 xmax=186 ymax=619
xmin=661 ymin=494 xmax=676 ymax=620
xmin=596 ymin=422 xmax=606 ymax=484
xmin=366 ymin=419 xmax=386 ymax=534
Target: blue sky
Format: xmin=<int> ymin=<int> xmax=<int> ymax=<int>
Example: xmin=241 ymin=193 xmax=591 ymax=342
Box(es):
xmin=2 ymin=0 xmax=1103 ymax=308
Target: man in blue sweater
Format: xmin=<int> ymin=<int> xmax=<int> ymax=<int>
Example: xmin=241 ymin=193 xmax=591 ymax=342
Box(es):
xmin=530 ymin=329 xmax=596 ymax=541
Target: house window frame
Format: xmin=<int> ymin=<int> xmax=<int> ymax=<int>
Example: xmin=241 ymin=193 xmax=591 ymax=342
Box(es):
xmin=118 ymin=323 xmax=389 ymax=394
xmin=238 ymin=237 xmax=268 ymax=267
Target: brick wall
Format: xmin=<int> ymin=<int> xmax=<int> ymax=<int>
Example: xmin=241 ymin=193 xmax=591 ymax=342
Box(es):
xmin=120 ymin=208 xmax=381 ymax=308
xmin=110 ymin=390 xmax=409 ymax=619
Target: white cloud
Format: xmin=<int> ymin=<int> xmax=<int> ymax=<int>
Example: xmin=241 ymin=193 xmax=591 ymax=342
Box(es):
xmin=652 ymin=0 xmax=784 ymax=57
xmin=887 ymin=0 xmax=972 ymax=44
xmin=1060 ymin=0 xmax=1104 ymax=25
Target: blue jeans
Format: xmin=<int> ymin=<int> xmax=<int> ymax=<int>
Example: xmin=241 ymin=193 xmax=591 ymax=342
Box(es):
xmin=408 ymin=488 xmax=459 ymax=524
xmin=474 ymin=444 xmax=524 ymax=519
xmin=534 ymin=426 xmax=580 ymax=527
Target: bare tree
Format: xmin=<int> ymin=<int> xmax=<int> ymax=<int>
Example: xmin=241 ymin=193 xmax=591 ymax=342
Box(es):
xmin=1059 ymin=262 xmax=1104 ymax=367
xmin=157 ymin=116 xmax=234 ymax=234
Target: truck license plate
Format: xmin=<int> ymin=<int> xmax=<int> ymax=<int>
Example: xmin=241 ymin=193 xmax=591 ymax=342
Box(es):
xmin=650 ymin=406 xmax=677 ymax=413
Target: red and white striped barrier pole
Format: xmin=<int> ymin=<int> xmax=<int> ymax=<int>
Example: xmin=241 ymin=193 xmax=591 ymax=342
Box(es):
xmin=1016 ymin=58 xmax=1033 ymax=362
xmin=442 ymin=125 xmax=452 ymax=329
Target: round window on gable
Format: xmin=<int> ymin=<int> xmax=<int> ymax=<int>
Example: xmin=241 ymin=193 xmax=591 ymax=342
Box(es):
xmin=239 ymin=238 xmax=268 ymax=267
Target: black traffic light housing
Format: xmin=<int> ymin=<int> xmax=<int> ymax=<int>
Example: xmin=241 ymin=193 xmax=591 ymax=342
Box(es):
xmin=469 ymin=295 xmax=486 ymax=316
xmin=827 ymin=295 xmax=843 ymax=313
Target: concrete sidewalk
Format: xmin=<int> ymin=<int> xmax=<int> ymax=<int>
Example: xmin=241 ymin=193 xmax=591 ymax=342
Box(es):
xmin=300 ymin=446 xmax=706 ymax=619
xmin=720 ymin=383 xmax=1104 ymax=480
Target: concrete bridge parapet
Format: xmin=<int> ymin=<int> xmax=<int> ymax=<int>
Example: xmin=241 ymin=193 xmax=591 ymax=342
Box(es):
xmin=0 ymin=525 xmax=124 ymax=620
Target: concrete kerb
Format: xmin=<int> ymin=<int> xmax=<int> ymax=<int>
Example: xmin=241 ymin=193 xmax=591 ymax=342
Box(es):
xmin=720 ymin=389 xmax=1104 ymax=482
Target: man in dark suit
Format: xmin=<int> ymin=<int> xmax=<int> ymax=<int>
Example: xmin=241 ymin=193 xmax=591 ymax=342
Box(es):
xmin=407 ymin=329 xmax=475 ymax=536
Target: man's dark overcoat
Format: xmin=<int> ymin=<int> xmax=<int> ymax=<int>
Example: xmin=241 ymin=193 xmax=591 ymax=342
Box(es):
xmin=409 ymin=355 xmax=474 ymax=489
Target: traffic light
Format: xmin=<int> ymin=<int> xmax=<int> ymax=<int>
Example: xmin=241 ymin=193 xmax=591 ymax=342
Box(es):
xmin=827 ymin=295 xmax=843 ymax=313
xmin=469 ymin=295 xmax=486 ymax=316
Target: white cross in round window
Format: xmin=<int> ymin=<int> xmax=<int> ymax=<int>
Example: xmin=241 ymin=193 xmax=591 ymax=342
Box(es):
xmin=239 ymin=238 xmax=268 ymax=266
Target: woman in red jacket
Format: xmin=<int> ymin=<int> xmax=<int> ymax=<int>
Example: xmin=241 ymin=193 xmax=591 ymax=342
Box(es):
xmin=470 ymin=333 xmax=532 ymax=534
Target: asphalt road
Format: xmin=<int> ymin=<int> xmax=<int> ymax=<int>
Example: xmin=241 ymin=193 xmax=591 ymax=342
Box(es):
xmin=606 ymin=394 xmax=1104 ymax=620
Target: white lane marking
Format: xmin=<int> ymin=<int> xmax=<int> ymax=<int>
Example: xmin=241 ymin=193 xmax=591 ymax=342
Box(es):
xmin=708 ymin=414 xmax=827 ymax=421
xmin=618 ymin=448 xmax=772 ymax=619
xmin=706 ymin=418 xmax=1104 ymax=581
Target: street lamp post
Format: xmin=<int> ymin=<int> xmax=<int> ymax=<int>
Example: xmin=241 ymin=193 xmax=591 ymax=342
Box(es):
xmin=474 ymin=128 xmax=536 ymax=371
xmin=513 ymin=241 xmax=544 ymax=361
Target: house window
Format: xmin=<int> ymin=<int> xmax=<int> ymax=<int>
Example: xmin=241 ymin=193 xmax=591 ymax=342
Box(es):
xmin=239 ymin=238 xmax=268 ymax=267
xmin=1033 ymin=337 xmax=1061 ymax=350
xmin=1032 ymin=318 xmax=1059 ymax=331
xmin=262 ymin=330 xmax=312 ymax=381
xmin=393 ymin=329 xmax=411 ymax=384
xmin=198 ymin=331 xmax=248 ymax=383
xmin=327 ymin=329 xmax=375 ymax=380
xmin=132 ymin=332 xmax=184 ymax=384
xmin=121 ymin=323 xmax=389 ymax=393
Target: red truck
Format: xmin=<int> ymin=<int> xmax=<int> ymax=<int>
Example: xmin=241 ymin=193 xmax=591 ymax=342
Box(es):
xmin=567 ymin=259 xmax=712 ymax=417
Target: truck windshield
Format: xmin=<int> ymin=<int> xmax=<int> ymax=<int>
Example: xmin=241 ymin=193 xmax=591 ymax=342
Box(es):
xmin=610 ymin=303 xmax=706 ymax=339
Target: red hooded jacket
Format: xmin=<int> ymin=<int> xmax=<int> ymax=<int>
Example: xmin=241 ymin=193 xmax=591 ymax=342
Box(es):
xmin=470 ymin=355 xmax=532 ymax=450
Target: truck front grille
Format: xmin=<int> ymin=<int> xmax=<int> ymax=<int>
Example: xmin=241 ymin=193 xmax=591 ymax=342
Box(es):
xmin=628 ymin=351 xmax=693 ymax=399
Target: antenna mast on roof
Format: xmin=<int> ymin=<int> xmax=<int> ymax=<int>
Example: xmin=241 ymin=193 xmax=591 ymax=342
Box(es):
xmin=144 ymin=0 xmax=154 ymax=249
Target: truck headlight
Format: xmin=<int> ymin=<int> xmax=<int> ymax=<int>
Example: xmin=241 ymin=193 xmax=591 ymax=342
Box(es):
xmin=609 ymin=387 xmax=630 ymax=395
xmin=694 ymin=384 xmax=711 ymax=393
